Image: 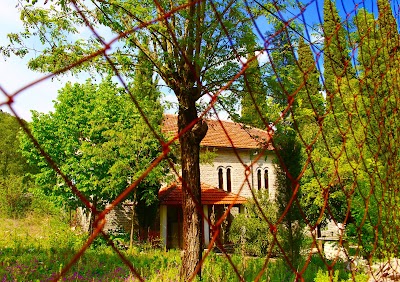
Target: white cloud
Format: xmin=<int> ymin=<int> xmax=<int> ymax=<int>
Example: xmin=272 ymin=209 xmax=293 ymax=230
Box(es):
xmin=310 ymin=29 xmax=324 ymax=45
xmin=255 ymin=50 xmax=270 ymax=65
xmin=239 ymin=50 xmax=270 ymax=66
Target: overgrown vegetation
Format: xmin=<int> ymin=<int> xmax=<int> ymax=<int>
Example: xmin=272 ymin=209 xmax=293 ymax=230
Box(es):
xmin=0 ymin=208 xmax=369 ymax=281
xmin=229 ymin=190 xmax=277 ymax=257
xmin=1 ymin=0 xmax=400 ymax=279
xmin=0 ymin=175 xmax=32 ymax=218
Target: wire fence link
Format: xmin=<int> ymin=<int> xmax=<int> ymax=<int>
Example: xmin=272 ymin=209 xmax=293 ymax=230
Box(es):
xmin=1 ymin=0 xmax=400 ymax=281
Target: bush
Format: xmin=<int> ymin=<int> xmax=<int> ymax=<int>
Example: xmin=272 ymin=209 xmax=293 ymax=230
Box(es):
xmin=229 ymin=190 xmax=278 ymax=257
xmin=0 ymin=175 xmax=32 ymax=218
xmin=29 ymin=188 xmax=63 ymax=217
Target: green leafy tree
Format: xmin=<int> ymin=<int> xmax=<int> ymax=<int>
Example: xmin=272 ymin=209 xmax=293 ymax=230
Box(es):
xmin=0 ymin=111 xmax=37 ymax=218
xmin=0 ymin=175 xmax=32 ymax=218
xmin=4 ymin=2 xmax=258 ymax=278
xmin=20 ymin=78 xmax=165 ymax=235
xmin=0 ymin=111 xmax=32 ymax=178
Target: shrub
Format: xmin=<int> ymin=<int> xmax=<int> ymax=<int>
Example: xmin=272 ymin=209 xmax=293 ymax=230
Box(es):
xmin=229 ymin=190 xmax=278 ymax=257
xmin=314 ymin=269 xmax=340 ymax=282
xmin=0 ymin=175 xmax=32 ymax=218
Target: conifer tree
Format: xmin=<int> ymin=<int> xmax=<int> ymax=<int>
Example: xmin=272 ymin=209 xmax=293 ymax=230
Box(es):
xmin=295 ymin=37 xmax=324 ymax=127
xmin=323 ymin=0 xmax=355 ymax=115
xmin=376 ymin=0 xmax=400 ymax=152
xmin=266 ymin=21 xmax=305 ymax=268
xmin=339 ymin=3 xmax=400 ymax=257
xmin=294 ymin=37 xmax=326 ymax=242
xmin=374 ymin=0 xmax=400 ymax=256
xmin=300 ymin=0 xmax=359 ymax=246
xmin=240 ymin=39 xmax=268 ymax=129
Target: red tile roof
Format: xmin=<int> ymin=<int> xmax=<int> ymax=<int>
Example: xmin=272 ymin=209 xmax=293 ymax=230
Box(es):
xmin=159 ymin=182 xmax=247 ymax=205
xmin=162 ymin=114 xmax=273 ymax=150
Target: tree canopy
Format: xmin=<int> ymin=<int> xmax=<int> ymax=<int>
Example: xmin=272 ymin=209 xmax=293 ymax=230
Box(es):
xmin=20 ymin=77 xmax=165 ymax=212
xmin=4 ymin=0 xmax=400 ymax=277
xmin=0 ymin=110 xmax=33 ymax=178
xmin=4 ymin=1 xmax=262 ymax=278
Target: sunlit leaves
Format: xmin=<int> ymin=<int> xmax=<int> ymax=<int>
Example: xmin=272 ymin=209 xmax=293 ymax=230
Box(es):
xmin=20 ymin=78 xmax=165 ymax=209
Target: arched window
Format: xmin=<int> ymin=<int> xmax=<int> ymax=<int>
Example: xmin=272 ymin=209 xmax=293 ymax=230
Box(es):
xmin=226 ymin=168 xmax=232 ymax=192
xmin=257 ymin=169 xmax=262 ymax=190
xmin=264 ymin=169 xmax=269 ymax=191
xmin=218 ymin=168 xmax=223 ymax=190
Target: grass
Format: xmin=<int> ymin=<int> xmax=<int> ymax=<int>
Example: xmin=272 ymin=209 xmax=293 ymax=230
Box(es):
xmin=0 ymin=212 xmax=370 ymax=281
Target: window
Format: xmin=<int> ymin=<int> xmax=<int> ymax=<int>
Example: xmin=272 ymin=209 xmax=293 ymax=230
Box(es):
xmin=226 ymin=168 xmax=231 ymax=192
xmin=264 ymin=169 xmax=269 ymax=191
xmin=218 ymin=168 xmax=223 ymax=190
xmin=257 ymin=169 xmax=261 ymax=190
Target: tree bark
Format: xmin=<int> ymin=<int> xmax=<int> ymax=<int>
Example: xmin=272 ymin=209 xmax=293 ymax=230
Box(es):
xmin=177 ymin=88 xmax=208 ymax=281
xmin=129 ymin=191 xmax=139 ymax=251
xmin=88 ymin=197 xmax=98 ymax=236
xmin=317 ymin=223 xmax=324 ymax=254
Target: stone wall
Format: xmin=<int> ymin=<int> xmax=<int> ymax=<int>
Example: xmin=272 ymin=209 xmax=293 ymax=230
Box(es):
xmin=76 ymin=202 xmax=134 ymax=234
xmin=200 ymin=148 xmax=277 ymax=200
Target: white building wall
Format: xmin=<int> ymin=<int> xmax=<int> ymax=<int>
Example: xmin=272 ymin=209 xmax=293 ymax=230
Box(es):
xmin=200 ymin=148 xmax=277 ymax=200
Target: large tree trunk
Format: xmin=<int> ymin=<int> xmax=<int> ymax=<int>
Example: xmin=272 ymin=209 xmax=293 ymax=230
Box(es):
xmin=177 ymin=89 xmax=208 ymax=280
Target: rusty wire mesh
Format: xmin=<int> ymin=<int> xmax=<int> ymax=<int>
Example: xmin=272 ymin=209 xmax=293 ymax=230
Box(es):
xmin=1 ymin=0 xmax=400 ymax=281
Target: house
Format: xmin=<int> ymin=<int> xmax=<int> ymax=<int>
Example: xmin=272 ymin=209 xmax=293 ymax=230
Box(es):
xmin=159 ymin=114 xmax=276 ymax=249
xmin=77 ymin=114 xmax=276 ymax=249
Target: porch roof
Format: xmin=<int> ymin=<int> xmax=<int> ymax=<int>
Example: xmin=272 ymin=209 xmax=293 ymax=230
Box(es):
xmin=158 ymin=182 xmax=247 ymax=205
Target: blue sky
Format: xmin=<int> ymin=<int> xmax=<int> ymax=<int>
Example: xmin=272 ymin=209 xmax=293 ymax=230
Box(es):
xmin=0 ymin=1 xmax=65 ymax=120
xmin=0 ymin=0 xmax=388 ymax=121
xmin=0 ymin=1 xmax=182 ymax=121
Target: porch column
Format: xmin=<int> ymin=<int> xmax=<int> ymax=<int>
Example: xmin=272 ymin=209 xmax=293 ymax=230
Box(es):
xmin=239 ymin=204 xmax=245 ymax=214
xmin=203 ymin=205 xmax=210 ymax=248
xmin=160 ymin=205 xmax=167 ymax=249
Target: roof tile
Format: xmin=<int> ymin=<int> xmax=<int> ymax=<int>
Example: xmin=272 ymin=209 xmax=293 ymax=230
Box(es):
xmin=159 ymin=182 xmax=247 ymax=205
xmin=162 ymin=114 xmax=273 ymax=150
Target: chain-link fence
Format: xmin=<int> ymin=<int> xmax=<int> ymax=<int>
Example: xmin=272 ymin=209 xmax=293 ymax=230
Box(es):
xmin=1 ymin=0 xmax=400 ymax=281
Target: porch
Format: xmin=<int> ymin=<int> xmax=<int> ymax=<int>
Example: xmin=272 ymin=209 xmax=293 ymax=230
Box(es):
xmin=158 ymin=182 xmax=247 ymax=249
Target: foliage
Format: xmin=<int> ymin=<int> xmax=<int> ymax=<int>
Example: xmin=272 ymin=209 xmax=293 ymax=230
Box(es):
xmin=239 ymin=37 xmax=268 ymax=129
xmin=229 ymin=190 xmax=277 ymax=257
xmin=0 ymin=210 xmax=374 ymax=281
xmin=4 ymin=0 xmax=400 ymax=277
xmin=345 ymin=2 xmax=400 ymax=258
xmin=273 ymin=129 xmax=305 ymax=268
xmin=3 ymin=1 xmax=263 ymax=278
xmin=19 ymin=78 xmax=165 ymax=215
xmin=314 ymin=269 xmax=340 ymax=282
xmin=323 ymin=0 xmax=355 ymax=102
xmin=0 ymin=175 xmax=32 ymax=218
xmin=264 ymin=20 xmax=306 ymax=269
xmin=295 ymin=37 xmax=324 ymax=125
xmin=0 ymin=111 xmax=34 ymax=178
